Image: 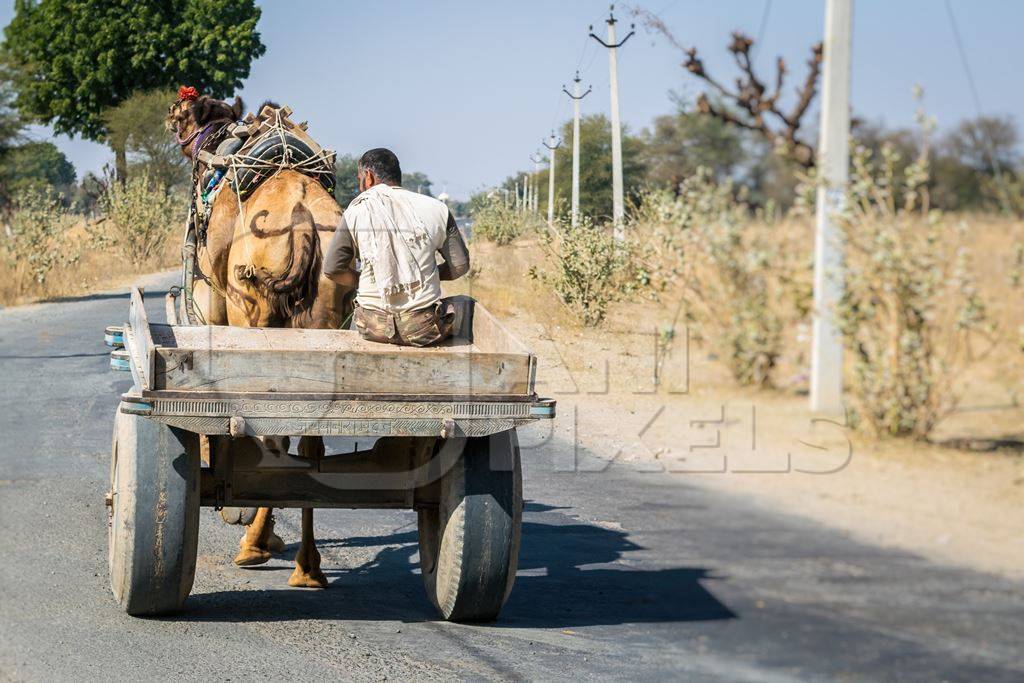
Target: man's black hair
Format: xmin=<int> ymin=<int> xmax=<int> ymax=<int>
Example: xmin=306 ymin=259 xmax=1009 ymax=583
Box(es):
xmin=358 ymin=148 xmax=402 ymax=184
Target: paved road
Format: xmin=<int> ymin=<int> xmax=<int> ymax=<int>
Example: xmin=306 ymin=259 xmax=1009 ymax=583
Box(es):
xmin=1 ymin=277 xmax=1022 ymax=682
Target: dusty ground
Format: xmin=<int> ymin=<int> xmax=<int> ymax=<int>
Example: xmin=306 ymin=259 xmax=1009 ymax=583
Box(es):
xmin=0 ymin=221 xmax=179 ymax=308
xmin=450 ymin=238 xmax=1024 ymax=581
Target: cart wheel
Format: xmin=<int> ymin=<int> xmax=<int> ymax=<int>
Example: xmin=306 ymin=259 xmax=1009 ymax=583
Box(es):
xmin=107 ymin=408 xmax=200 ymax=616
xmin=417 ymin=429 xmax=522 ymax=622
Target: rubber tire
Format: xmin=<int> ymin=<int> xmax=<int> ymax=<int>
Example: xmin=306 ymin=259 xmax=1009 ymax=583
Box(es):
xmin=108 ymin=409 xmax=200 ymax=616
xmin=417 ymin=429 xmax=523 ymax=622
xmin=233 ymin=133 xmax=335 ymax=199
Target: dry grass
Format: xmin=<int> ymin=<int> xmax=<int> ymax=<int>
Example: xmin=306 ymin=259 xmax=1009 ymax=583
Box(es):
xmin=450 ymin=211 xmax=1023 ymax=445
xmin=0 ymin=219 xmax=180 ymax=307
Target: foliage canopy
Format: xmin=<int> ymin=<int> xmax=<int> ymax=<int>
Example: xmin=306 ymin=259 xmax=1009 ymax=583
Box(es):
xmin=2 ymin=0 xmax=265 ymax=141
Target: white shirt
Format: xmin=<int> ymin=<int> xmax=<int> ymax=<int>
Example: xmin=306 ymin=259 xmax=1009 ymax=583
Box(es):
xmin=342 ymin=186 xmax=451 ymax=313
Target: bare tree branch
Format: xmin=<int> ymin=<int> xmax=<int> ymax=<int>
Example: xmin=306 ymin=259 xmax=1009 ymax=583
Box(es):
xmin=633 ymin=6 xmax=823 ymax=168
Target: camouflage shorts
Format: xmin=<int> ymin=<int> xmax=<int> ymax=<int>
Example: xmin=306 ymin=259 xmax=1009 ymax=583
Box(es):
xmin=353 ymin=300 xmax=455 ymax=347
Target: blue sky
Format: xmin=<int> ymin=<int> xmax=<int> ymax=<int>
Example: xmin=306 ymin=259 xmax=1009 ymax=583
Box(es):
xmin=2 ymin=0 xmax=1021 ymax=199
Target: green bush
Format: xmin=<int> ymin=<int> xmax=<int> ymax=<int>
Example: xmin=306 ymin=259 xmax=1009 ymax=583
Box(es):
xmin=93 ymin=173 xmax=183 ymax=267
xmin=530 ymin=216 xmax=638 ymax=326
xmin=1 ymin=188 xmax=78 ymax=291
xmin=634 ymin=170 xmax=804 ymax=386
xmin=835 ymin=142 xmax=995 ymax=438
xmin=470 ymin=194 xmax=540 ymax=245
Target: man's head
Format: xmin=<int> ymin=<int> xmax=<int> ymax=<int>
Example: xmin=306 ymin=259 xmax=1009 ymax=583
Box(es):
xmin=358 ymin=148 xmax=402 ymax=192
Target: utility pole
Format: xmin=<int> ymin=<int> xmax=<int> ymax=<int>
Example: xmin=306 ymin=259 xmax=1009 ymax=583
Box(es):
xmin=529 ymin=152 xmax=544 ymax=214
xmin=590 ymin=4 xmax=634 ymax=239
xmin=542 ymin=131 xmax=562 ymax=227
xmin=810 ymin=0 xmax=853 ymax=415
xmin=562 ymin=71 xmax=592 ymax=227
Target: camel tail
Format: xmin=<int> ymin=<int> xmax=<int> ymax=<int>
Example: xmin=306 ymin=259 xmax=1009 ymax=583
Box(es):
xmin=243 ymin=202 xmax=321 ymax=320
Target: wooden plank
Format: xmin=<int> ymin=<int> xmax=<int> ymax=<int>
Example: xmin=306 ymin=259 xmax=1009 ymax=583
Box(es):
xmin=128 ymin=287 xmax=154 ymax=390
xmin=146 ymin=299 xmax=535 ymax=397
xmin=467 ymin=298 xmax=531 ymax=355
xmin=154 ymin=347 xmax=531 ymax=395
xmin=150 ymin=324 xmax=478 ymax=353
xmin=136 ymin=390 xmax=535 ymax=402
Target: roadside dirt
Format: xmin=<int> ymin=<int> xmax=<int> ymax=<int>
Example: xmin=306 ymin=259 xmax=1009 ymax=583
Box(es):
xmin=451 ymin=239 xmax=1024 ymax=580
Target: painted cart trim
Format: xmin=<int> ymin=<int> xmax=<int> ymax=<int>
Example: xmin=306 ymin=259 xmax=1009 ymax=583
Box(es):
xmin=118 ymin=396 xmax=555 ymax=438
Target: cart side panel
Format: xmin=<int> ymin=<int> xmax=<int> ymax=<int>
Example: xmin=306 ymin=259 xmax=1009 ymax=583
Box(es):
xmin=153 ymin=347 xmax=532 ymax=395
xmin=465 ymin=297 xmax=532 ymax=356
xmin=127 ymin=287 xmax=155 ymax=390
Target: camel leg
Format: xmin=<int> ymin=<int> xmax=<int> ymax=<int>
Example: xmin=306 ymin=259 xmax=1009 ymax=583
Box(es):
xmin=235 ymin=507 xmax=275 ymax=566
xmin=253 ymin=437 xmax=289 ymax=553
xmin=289 ymin=435 xmax=327 ymax=588
xmin=191 ymin=277 xmax=227 ymax=326
xmin=233 ymin=436 xmax=290 ymax=565
xmin=288 ymin=508 xmax=327 ymax=588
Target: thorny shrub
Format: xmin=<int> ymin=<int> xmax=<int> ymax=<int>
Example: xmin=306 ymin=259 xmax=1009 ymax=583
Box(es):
xmin=832 ymin=141 xmax=996 ymax=439
xmin=93 ymin=173 xmax=183 ymax=267
xmin=1 ymin=189 xmax=79 ymax=293
xmin=530 ymin=216 xmax=640 ymax=326
xmin=633 ymin=170 xmax=809 ymax=386
xmin=470 ymin=194 xmax=544 ymax=245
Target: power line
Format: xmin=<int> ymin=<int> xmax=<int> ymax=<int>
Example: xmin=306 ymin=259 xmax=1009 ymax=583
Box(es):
xmin=752 ymin=0 xmax=773 ymax=64
xmin=943 ymin=0 xmax=1011 ymax=213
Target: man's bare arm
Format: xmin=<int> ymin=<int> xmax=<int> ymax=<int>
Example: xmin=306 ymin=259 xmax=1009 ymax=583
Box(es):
xmin=323 ymin=216 xmax=360 ymax=287
xmin=438 ymin=212 xmax=470 ymax=281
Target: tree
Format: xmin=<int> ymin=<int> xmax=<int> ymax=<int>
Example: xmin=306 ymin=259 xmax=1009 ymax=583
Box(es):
xmin=636 ymin=9 xmax=822 ymax=168
xmin=2 ymin=0 xmax=265 ymax=178
xmin=641 ymin=100 xmax=744 ymax=188
xmin=334 ymin=155 xmax=435 ymax=209
xmin=334 ymin=154 xmax=360 ymax=209
xmin=1 ymin=141 xmax=76 ymax=197
xmin=942 ymin=115 xmax=1018 ymax=175
xmin=104 ymin=90 xmax=189 ymax=190
xmin=402 ymin=171 xmax=434 ymax=196
xmin=0 ymin=62 xmax=24 ymax=207
xmin=551 ymin=114 xmax=646 ymax=220
xmin=498 ymin=115 xmax=645 ymax=222
xmin=0 ymin=62 xmax=21 ymax=154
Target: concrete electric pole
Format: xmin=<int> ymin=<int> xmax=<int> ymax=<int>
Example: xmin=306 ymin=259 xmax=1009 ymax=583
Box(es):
xmin=590 ymin=4 xmax=634 ymax=239
xmin=530 ymin=152 xmax=544 ymax=213
xmin=562 ymin=72 xmax=592 ymax=227
xmin=810 ymin=0 xmax=853 ymax=415
xmin=542 ymin=132 xmax=563 ymax=227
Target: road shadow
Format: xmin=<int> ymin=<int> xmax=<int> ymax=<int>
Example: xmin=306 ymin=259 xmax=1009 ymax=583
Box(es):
xmin=37 ymin=288 xmax=172 ymax=305
xmin=173 ymin=501 xmax=735 ymax=626
xmin=0 ymin=351 xmax=111 ymax=360
xmin=931 ymin=435 xmax=1024 ymax=453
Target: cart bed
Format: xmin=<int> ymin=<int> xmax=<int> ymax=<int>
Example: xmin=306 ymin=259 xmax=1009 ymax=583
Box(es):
xmin=116 ymin=288 xmax=553 ymax=438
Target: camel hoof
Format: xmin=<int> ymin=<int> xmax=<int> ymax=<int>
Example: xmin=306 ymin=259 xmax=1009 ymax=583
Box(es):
xmin=288 ymin=566 xmax=328 ymax=588
xmin=234 ymin=547 xmax=272 ymax=567
xmin=267 ymin=531 xmax=286 ymax=554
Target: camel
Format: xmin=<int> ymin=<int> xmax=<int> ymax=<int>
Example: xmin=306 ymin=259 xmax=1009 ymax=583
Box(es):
xmin=166 ymin=89 xmax=354 ymax=588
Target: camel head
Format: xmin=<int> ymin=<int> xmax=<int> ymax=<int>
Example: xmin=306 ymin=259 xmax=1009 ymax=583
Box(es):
xmin=166 ymin=86 xmax=244 ymax=160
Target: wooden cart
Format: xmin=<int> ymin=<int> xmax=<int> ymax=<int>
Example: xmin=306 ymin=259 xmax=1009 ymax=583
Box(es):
xmin=104 ymin=287 xmax=554 ymax=621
